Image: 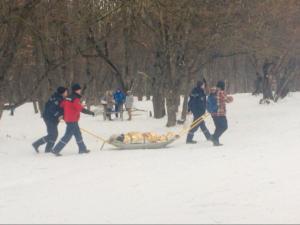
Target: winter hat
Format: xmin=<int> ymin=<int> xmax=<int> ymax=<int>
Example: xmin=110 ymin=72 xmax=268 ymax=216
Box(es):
xmin=216 ymin=80 xmax=225 ymax=91
xmin=57 ymin=86 xmax=67 ymax=95
xmin=72 ymin=83 xmax=82 ymax=92
xmin=197 ymin=80 xmax=204 ymax=88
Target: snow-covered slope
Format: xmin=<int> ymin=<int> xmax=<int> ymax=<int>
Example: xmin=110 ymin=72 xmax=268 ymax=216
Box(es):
xmin=0 ymin=93 xmax=300 ymax=223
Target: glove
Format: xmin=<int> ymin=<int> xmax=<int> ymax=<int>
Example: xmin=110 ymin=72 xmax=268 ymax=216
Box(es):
xmin=82 ymin=108 xmax=95 ymax=116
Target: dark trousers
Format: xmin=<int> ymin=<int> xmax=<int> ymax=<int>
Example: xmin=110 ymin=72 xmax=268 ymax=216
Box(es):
xmin=115 ymin=103 xmax=122 ymax=118
xmin=33 ymin=119 xmax=58 ymax=152
xmin=187 ymin=113 xmax=211 ymax=141
xmin=212 ymin=116 xmax=228 ymax=143
xmin=53 ymin=122 xmax=87 ymax=153
xmin=107 ymin=108 xmax=113 ymax=120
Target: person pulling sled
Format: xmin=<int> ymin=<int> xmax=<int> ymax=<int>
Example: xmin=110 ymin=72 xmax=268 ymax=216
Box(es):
xmin=207 ymin=81 xmax=233 ymax=146
xmin=32 ymin=87 xmax=68 ymax=153
xmin=52 ymin=84 xmax=95 ymax=156
xmin=186 ymin=79 xmax=212 ymax=144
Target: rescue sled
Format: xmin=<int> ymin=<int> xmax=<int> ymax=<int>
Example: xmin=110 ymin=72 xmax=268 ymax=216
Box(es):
xmin=109 ymin=136 xmax=178 ymax=150
xmin=80 ymin=113 xmax=209 ymax=150
xmin=106 ymin=131 xmax=180 ymax=150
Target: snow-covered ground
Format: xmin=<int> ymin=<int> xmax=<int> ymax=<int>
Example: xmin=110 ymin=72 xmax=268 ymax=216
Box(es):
xmin=0 ymin=93 xmax=300 ymax=224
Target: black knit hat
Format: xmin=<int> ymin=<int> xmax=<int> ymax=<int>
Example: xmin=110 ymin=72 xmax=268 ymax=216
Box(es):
xmin=216 ymin=80 xmax=225 ymax=91
xmin=57 ymin=86 xmax=67 ymax=95
xmin=197 ymin=80 xmax=204 ymax=88
xmin=72 ymin=83 xmax=82 ymax=92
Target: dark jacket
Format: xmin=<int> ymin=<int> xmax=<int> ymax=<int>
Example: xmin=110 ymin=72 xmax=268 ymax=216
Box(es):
xmin=43 ymin=92 xmax=64 ymax=123
xmin=188 ymin=87 xmax=207 ymax=116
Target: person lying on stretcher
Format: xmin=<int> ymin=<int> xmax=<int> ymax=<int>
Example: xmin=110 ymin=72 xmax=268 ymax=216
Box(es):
xmin=109 ymin=132 xmax=179 ymax=144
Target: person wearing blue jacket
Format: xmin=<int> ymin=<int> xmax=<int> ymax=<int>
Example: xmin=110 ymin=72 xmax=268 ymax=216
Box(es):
xmin=186 ymin=80 xmax=212 ymax=144
xmin=32 ymin=87 xmax=68 ymax=153
xmin=113 ymin=88 xmax=126 ymax=118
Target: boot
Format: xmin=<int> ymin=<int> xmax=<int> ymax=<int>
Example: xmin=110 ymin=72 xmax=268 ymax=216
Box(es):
xmin=204 ymin=132 xmax=212 ymax=141
xmin=79 ymin=149 xmax=90 ymax=154
xmin=212 ymin=136 xmax=223 ymax=146
xmin=186 ymin=133 xmax=197 ymax=144
xmin=32 ymin=143 xmax=40 ymax=153
xmin=32 ymin=138 xmax=46 ymax=153
xmin=186 ymin=140 xmax=197 ymax=144
xmin=51 ymin=150 xmax=62 ymax=157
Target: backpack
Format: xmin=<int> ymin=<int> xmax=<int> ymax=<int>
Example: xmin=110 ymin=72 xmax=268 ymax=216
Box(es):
xmin=207 ymin=94 xmax=218 ymax=113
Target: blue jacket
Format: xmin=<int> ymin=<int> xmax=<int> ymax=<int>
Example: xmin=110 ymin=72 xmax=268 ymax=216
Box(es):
xmin=188 ymin=87 xmax=207 ymax=116
xmin=113 ymin=91 xmax=125 ymax=104
xmin=43 ymin=92 xmax=64 ymax=123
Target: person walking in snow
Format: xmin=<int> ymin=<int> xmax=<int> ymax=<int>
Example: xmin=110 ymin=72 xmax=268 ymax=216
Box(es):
xmin=52 ymin=83 xmax=95 ymax=156
xmin=32 ymin=87 xmax=68 ymax=153
xmin=210 ymin=80 xmax=233 ymax=146
xmin=101 ymin=90 xmax=115 ymax=121
xmin=113 ymin=88 xmax=125 ymax=118
xmin=186 ymin=79 xmax=212 ymax=144
xmin=125 ymin=90 xmax=134 ymax=121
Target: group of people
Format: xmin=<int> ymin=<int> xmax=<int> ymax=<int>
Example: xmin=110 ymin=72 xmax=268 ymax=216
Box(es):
xmin=32 ymin=79 xmax=232 ymax=156
xmin=186 ymin=79 xmax=233 ymax=146
xmin=32 ymin=84 xmax=95 ymax=156
xmin=101 ymin=89 xmax=134 ymax=121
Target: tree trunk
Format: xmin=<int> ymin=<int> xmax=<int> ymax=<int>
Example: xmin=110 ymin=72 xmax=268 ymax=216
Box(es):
xmin=166 ymin=91 xmax=178 ymax=127
xmin=181 ymin=95 xmax=188 ymax=121
xmin=0 ymin=99 xmax=3 ymax=120
xmin=38 ymin=100 xmax=46 ymax=116
xmin=152 ymin=93 xmax=165 ymax=118
xmin=9 ymin=103 xmax=15 ymax=116
xmin=33 ymin=101 xmax=39 ymax=114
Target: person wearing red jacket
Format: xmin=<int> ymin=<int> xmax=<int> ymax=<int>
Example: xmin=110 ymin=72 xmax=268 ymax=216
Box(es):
xmin=52 ymin=83 xmax=95 ymax=156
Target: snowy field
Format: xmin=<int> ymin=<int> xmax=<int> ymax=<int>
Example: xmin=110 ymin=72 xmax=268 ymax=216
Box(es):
xmin=0 ymin=93 xmax=300 ymax=224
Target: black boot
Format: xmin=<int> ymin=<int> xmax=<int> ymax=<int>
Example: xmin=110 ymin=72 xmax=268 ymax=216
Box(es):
xmin=32 ymin=143 xmax=40 ymax=153
xmin=186 ymin=140 xmax=197 ymax=144
xmin=45 ymin=142 xmax=55 ymax=153
xmin=212 ymin=136 xmax=223 ymax=146
xmin=204 ymin=132 xmax=212 ymax=142
xmin=186 ymin=133 xmax=197 ymax=144
xmin=79 ymin=149 xmax=90 ymax=154
xmin=32 ymin=138 xmax=46 ymax=153
xmin=51 ymin=150 xmax=62 ymax=157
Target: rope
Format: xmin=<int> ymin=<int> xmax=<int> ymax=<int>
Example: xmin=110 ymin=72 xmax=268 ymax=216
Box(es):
xmin=178 ymin=113 xmax=210 ymax=137
xmin=80 ymin=127 xmax=108 ymax=150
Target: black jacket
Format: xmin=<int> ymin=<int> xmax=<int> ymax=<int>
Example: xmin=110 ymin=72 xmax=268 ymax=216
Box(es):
xmin=43 ymin=92 xmax=64 ymax=123
xmin=188 ymin=87 xmax=207 ymax=116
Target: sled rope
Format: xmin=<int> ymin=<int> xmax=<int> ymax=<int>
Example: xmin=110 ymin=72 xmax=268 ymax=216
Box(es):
xmin=80 ymin=127 xmax=108 ymax=150
xmin=178 ymin=113 xmax=210 ymax=137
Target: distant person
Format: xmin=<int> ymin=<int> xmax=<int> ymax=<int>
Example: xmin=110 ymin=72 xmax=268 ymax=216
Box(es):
xmin=101 ymin=90 xmax=115 ymax=121
xmin=186 ymin=79 xmax=212 ymax=144
xmin=32 ymin=87 xmax=68 ymax=153
xmin=113 ymin=88 xmax=125 ymax=118
xmin=209 ymin=80 xmax=233 ymax=146
xmin=125 ymin=90 xmax=134 ymax=120
xmin=252 ymin=73 xmax=263 ymax=95
xmin=52 ymin=83 xmax=95 ymax=156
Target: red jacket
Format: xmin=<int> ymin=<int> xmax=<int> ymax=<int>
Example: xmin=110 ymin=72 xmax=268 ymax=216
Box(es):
xmin=60 ymin=94 xmax=83 ymax=122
